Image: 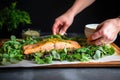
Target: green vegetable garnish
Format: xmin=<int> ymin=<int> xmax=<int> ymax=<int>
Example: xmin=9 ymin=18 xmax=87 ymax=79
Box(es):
xmin=0 ymin=35 xmax=115 ymax=65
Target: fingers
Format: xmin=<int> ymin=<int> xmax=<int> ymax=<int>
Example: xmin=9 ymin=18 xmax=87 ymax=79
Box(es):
xmin=52 ymin=20 xmax=69 ymax=35
xmin=90 ymin=28 xmax=116 ymax=45
xmin=90 ymin=29 xmax=102 ymax=41
xmin=90 ymin=37 xmax=107 ymax=46
xmin=52 ymin=23 xmax=59 ymax=35
xmin=52 ymin=20 xmax=62 ymax=35
xmin=89 ymin=24 xmax=106 ymax=45
xmin=59 ymin=24 xmax=69 ymax=35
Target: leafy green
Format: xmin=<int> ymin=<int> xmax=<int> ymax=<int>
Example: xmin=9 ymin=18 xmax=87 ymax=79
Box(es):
xmin=0 ymin=35 xmax=116 ymax=65
xmin=21 ymin=36 xmax=38 ymax=45
xmin=34 ymin=53 xmax=45 ymax=64
xmin=51 ymin=50 xmax=60 ymax=60
xmin=34 ymin=53 xmax=52 ymax=64
xmin=93 ymin=50 xmax=101 ymax=59
xmin=0 ymin=35 xmax=24 ymax=65
xmin=31 ymin=44 xmax=115 ymax=64
xmin=0 ymin=2 xmax=31 ymax=31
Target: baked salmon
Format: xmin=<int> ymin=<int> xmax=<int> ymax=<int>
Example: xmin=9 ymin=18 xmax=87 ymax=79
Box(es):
xmin=23 ymin=38 xmax=81 ymax=54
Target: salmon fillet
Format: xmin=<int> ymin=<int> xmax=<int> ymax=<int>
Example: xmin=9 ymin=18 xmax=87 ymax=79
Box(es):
xmin=23 ymin=38 xmax=81 ymax=54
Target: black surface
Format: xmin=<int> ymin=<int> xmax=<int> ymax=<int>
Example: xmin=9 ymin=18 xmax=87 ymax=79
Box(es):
xmin=0 ymin=0 xmax=119 ymax=47
xmin=0 ymin=0 xmax=120 ymax=38
xmin=0 ymin=68 xmax=120 ymax=80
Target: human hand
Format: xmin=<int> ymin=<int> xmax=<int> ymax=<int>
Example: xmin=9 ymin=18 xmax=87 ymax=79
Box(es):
xmin=52 ymin=13 xmax=74 ymax=35
xmin=90 ymin=18 xmax=120 ymax=45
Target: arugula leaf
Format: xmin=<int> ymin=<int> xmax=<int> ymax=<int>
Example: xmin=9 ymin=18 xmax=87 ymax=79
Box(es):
xmin=93 ymin=50 xmax=101 ymax=60
xmin=0 ymin=35 xmax=24 ymax=65
xmin=0 ymin=35 xmax=116 ymax=65
xmin=81 ymin=53 xmax=91 ymax=61
xmin=34 ymin=56 xmax=45 ymax=64
xmin=51 ymin=50 xmax=60 ymax=60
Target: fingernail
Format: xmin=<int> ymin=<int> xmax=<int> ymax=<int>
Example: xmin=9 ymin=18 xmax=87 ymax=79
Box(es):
xmin=60 ymin=33 xmax=64 ymax=35
xmin=59 ymin=30 xmax=64 ymax=35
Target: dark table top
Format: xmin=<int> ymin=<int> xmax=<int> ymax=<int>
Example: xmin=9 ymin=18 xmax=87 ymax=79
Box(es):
xmin=0 ymin=68 xmax=120 ymax=80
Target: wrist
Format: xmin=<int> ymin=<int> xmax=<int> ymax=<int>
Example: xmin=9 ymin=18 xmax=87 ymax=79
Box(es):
xmin=65 ymin=8 xmax=76 ymax=17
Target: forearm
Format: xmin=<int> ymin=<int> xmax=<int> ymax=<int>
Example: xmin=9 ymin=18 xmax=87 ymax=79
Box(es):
xmin=65 ymin=0 xmax=95 ymax=17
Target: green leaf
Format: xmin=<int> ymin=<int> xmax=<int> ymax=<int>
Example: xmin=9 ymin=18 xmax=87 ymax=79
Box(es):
xmin=60 ymin=52 xmax=67 ymax=61
xmin=44 ymin=55 xmax=52 ymax=64
xmin=73 ymin=53 xmax=81 ymax=61
xmin=0 ymin=2 xmax=31 ymax=31
xmin=93 ymin=50 xmax=101 ymax=60
xmin=81 ymin=53 xmax=91 ymax=61
xmin=67 ymin=54 xmax=74 ymax=61
xmin=64 ymin=47 xmax=67 ymax=53
xmin=51 ymin=50 xmax=60 ymax=60
xmin=77 ymin=47 xmax=88 ymax=53
xmin=34 ymin=56 xmax=44 ymax=64
xmin=50 ymin=34 xmax=62 ymax=39
xmin=10 ymin=35 xmax=16 ymax=41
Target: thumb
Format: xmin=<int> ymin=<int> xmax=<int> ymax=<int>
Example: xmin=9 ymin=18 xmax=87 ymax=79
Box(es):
xmin=91 ymin=30 xmax=102 ymax=41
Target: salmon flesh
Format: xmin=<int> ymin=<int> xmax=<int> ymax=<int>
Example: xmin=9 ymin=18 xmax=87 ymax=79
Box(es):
xmin=23 ymin=38 xmax=81 ymax=54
